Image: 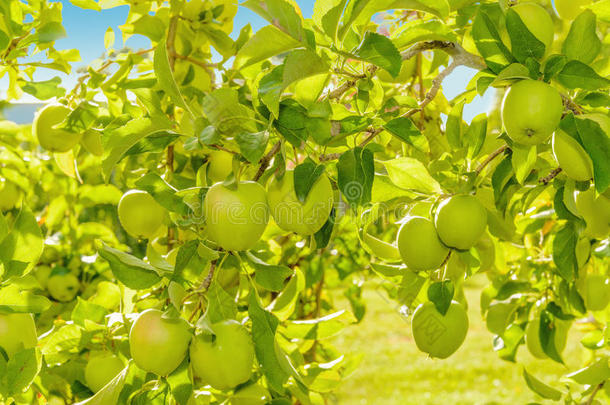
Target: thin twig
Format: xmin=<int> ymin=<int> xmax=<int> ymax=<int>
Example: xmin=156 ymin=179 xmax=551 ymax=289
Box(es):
xmin=475 ymin=145 xmax=509 ymax=174
xmin=539 ymin=167 xmax=563 ymax=185
xmin=201 ymin=259 xmax=217 ymax=291
xmin=166 ymin=16 xmax=179 ymax=70
xmin=402 ymin=41 xmax=486 ymax=70
xmin=562 ymin=93 xmax=582 ymax=115
xmin=325 ymin=65 xmax=378 ymax=100
xmin=210 ymin=144 xmax=239 ymax=154
xmin=254 ymin=141 xmax=281 ymax=181
xmin=585 ymin=382 xmax=604 ymax=405
xmin=172 ymin=52 xmax=217 ymax=71
xmin=420 ymin=61 xmax=459 ymax=109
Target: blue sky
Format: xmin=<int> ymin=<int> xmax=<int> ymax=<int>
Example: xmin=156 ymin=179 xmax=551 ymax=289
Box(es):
xmin=5 ymin=0 xmax=492 ymax=122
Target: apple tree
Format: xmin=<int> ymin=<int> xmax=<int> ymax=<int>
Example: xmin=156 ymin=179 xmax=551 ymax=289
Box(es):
xmin=0 ymin=0 xmax=609 ymax=403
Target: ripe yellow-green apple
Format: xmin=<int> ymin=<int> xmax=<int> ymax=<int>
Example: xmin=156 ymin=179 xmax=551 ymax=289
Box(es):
xmin=583 ymin=274 xmax=610 ymax=311
xmin=129 ymin=309 xmax=191 ymax=376
xmin=231 ymin=383 xmax=270 ymax=405
xmin=509 ymin=3 xmax=554 ymax=51
xmin=85 ymin=353 xmax=124 ymax=392
xmin=267 ymin=171 xmax=333 ymax=235
xmin=0 ymin=312 xmax=37 ymax=358
xmin=47 ymin=268 xmax=80 ymax=302
xmin=0 ymin=181 xmax=21 ymax=211
xmin=434 ymin=195 xmax=487 ymax=250
xmin=411 ymin=301 xmax=468 ymax=359
xmin=574 ymin=187 xmax=610 ymax=239
xmin=207 ymin=150 xmax=234 ymax=184
xmin=502 ymin=80 xmax=563 ymax=145
xmin=203 ymin=181 xmax=269 ymax=251
xmin=397 ymin=216 xmax=449 ymax=271
xmin=33 ymin=104 xmax=81 ymax=153
xmin=525 ymin=318 xmax=569 ymax=359
xmin=81 ymin=129 xmax=104 ymax=156
xmin=118 ymin=190 xmax=166 ymax=239
xmin=555 ymin=0 xmax=592 ymax=20
xmin=190 ymin=320 xmax=255 ymax=390
xmin=552 ymin=130 xmax=593 ymax=181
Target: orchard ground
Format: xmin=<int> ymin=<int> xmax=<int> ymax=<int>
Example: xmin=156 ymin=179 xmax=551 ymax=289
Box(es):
xmin=331 ymin=276 xmax=586 ymax=404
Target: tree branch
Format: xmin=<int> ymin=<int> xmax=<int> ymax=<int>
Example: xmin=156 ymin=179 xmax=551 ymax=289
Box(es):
xmin=402 ymin=41 xmax=486 ymax=70
xmin=475 ymin=145 xmax=509 ymax=174
xmin=201 ymin=259 xmax=217 ymax=291
xmin=324 ymin=65 xmax=378 ymax=100
xmin=540 ymin=167 xmax=563 ymax=185
xmin=585 ymin=382 xmax=604 ymax=405
xmin=254 ymin=141 xmax=281 ymax=181
xmin=167 ymin=16 xmax=179 ymax=70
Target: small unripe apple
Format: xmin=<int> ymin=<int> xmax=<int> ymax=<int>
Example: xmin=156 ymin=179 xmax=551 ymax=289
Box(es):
xmin=190 ymin=320 xmax=255 ymax=390
xmin=0 ymin=312 xmax=37 ymax=358
xmin=434 ymin=195 xmax=487 ymax=250
xmin=0 ymin=181 xmax=21 ymax=211
xmin=397 ymin=216 xmax=449 ymax=271
xmin=33 ymin=104 xmax=81 ymax=153
xmin=554 ymin=0 xmax=592 ymax=20
xmin=583 ymin=274 xmax=610 ymax=311
xmin=574 ymin=187 xmax=610 ymax=239
xmin=118 ymin=190 xmax=166 ymax=239
xmin=207 ymin=150 xmax=234 ymax=184
xmin=509 ymin=3 xmax=554 ymax=51
xmin=525 ymin=318 xmax=569 ymax=359
xmin=267 ymin=171 xmax=333 ymax=235
xmin=204 ymin=181 xmax=269 ymax=251
xmin=85 ymin=352 xmax=124 ymax=392
xmin=502 ymin=80 xmax=563 ymax=145
xmin=552 ymin=130 xmax=593 ymax=181
xmin=47 ymin=268 xmax=80 ymax=302
xmin=129 ymin=309 xmax=192 ymax=376
xmin=412 ymin=301 xmax=468 ymax=359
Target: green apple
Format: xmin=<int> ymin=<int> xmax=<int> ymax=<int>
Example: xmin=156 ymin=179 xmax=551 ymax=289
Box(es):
xmin=574 ymin=187 xmax=610 ymax=239
xmin=434 ymin=195 xmax=487 ymax=250
xmin=552 ymin=130 xmax=593 ymax=181
xmin=397 ymin=216 xmax=449 ymax=271
xmin=190 ymin=320 xmax=255 ymax=390
xmin=485 ymin=301 xmax=517 ymax=336
xmin=525 ymin=318 xmax=569 ymax=359
xmin=502 ymin=80 xmax=563 ymax=145
xmin=47 ymin=268 xmax=80 ymax=302
xmin=0 ymin=312 xmax=37 ymax=358
xmin=118 ymin=190 xmax=166 ymax=239
xmin=267 ymin=171 xmax=333 ymax=235
xmin=81 ymin=129 xmax=104 ymax=156
xmin=583 ymin=274 xmax=610 ymax=311
xmin=204 ymin=181 xmax=269 ymax=251
xmin=207 ymin=150 xmax=234 ymax=184
xmin=510 ymin=3 xmax=554 ymax=51
xmin=231 ymin=383 xmax=270 ymax=405
xmin=411 ymin=301 xmax=468 ymax=359
xmin=34 ymin=265 xmax=52 ymax=289
xmin=129 ymin=309 xmax=192 ymax=376
xmin=0 ymin=180 xmax=21 ymax=211
xmin=85 ymin=352 xmax=124 ymax=392
xmin=90 ymin=281 xmax=122 ymax=310
xmin=555 ymin=0 xmax=592 ymax=20
xmin=33 ymin=104 xmax=81 ymax=153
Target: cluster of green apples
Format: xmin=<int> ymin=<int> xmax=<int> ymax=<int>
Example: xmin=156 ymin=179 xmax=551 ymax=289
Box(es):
xmin=127 ymin=309 xmax=267 ymax=403
xmin=395 ymin=195 xmax=487 ymax=358
xmin=117 ymin=163 xmax=334 ymax=251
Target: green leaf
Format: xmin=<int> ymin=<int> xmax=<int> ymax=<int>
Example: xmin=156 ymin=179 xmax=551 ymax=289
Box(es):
xmin=539 ymin=311 xmax=564 ymax=363
xmin=234 ymin=25 xmax=301 ymax=69
xmin=557 ymin=60 xmax=610 ymax=90
xmin=511 ymin=144 xmax=537 ymax=185
xmin=283 ymin=49 xmax=329 ymax=88
xmin=427 ymin=281 xmax=454 ymax=316
xmin=312 ymin=0 xmax=347 ymax=39
xmin=71 ymin=298 xmax=107 ymax=327
xmin=154 ymin=38 xmax=194 ymax=120
xmin=293 ymin=160 xmax=325 ymax=202
xmin=259 ymin=65 xmax=284 ymax=118
xmin=69 ymin=0 xmax=102 ymax=11
xmin=75 ymin=363 xmax=129 ymax=405
xmin=36 ymin=21 xmax=67 ymax=43
xmin=446 ymin=100 xmax=465 ymax=148
xmin=245 ymin=252 xmax=294 ymax=292
xmin=393 ymin=19 xmax=457 ymax=49
xmin=491 ymin=63 xmax=531 ymax=87
xmin=236 ymin=131 xmax=269 ymax=164
xmin=167 ymin=358 xmax=192 ymax=405
xmin=383 ymin=117 xmax=428 ymax=152
xmin=134 ymin=173 xmax=190 ymax=215
xmin=0 ymin=205 xmax=43 ymax=279
xmin=542 ymin=54 xmax=567 ymax=82
xmin=523 ymin=368 xmax=562 ymax=401
xmin=205 ymin=281 xmax=238 ymax=324
xmin=313 ymin=208 xmax=336 ymax=249
xmin=243 ymin=0 xmax=306 ymax=42
xmin=248 ymin=293 xmax=290 ymax=393
xmin=268 ymin=268 xmax=305 ymax=321
xmin=587 ymin=0 xmax=610 ymax=23
xmin=273 ymin=100 xmax=309 ymax=147
xmin=281 ymin=310 xmax=355 ymax=340
xmin=383 ymin=157 xmax=442 ymax=194
xmin=566 ymin=357 xmax=610 ymax=386
xmin=202 ymin=88 xmax=257 ymax=135
xmin=352 ymin=32 xmax=401 ymax=78
xmin=123 ymin=130 xmax=180 ymax=158
xmin=465 ymin=113 xmax=487 ymax=159
xmin=0 ymin=348 xmax=41 ymax=397
xmin=472 ymin=11 xmax=514 ymax=74
xmin=21 ymin=76 xmax=66 ymax=100
xmin=575 ymin=117 xmax=610 ymax=192
xmin=505 ymin=8 xmax=546 ymax=63
xmin=337 ymin=147 xmax=375 ymax=206
xmin=552 ymin=223 xmax=578 ymax=281
xmin=0 ymin=284 xmax=51 ymax=313
xmin=562 ymin=10 xmax=601 ymax=64
xmin=97 ymin=242 xmax=162 ymax=290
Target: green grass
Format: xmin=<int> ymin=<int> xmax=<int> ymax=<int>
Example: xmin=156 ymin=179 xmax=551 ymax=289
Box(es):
xmin=329 ymin=275 xmax=587 ymax=404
